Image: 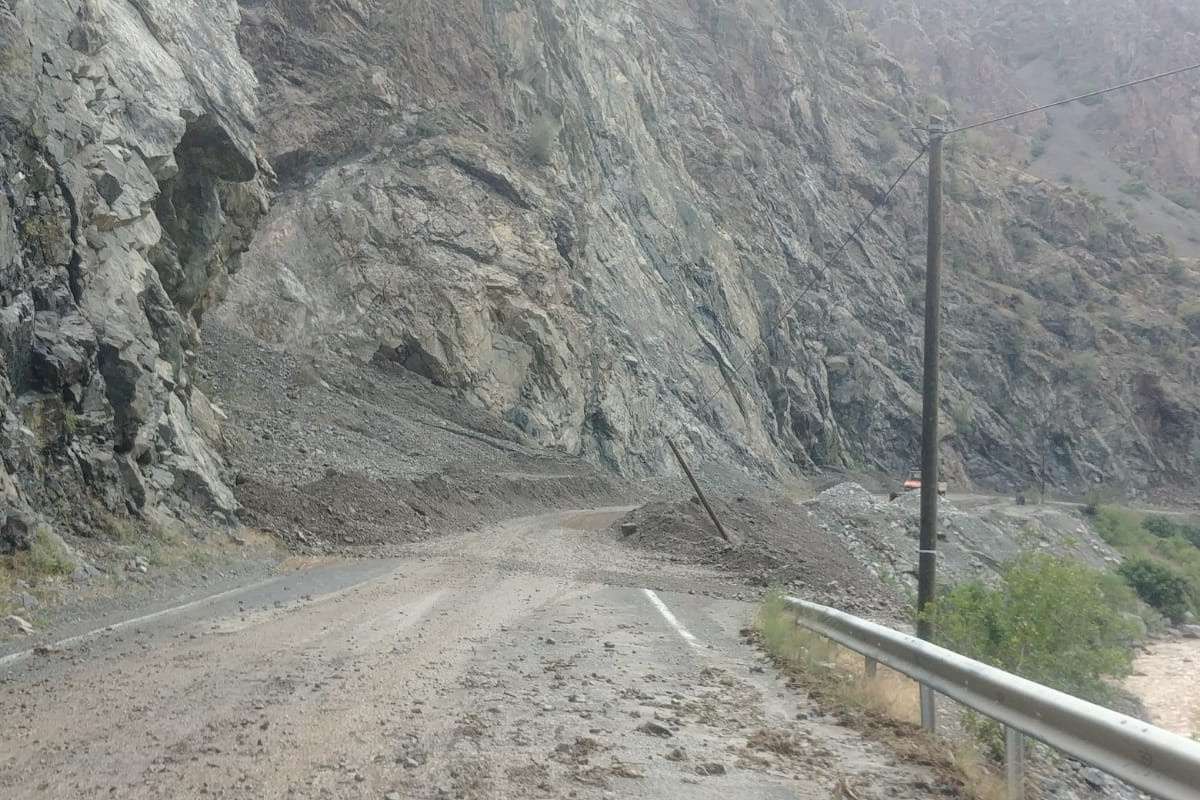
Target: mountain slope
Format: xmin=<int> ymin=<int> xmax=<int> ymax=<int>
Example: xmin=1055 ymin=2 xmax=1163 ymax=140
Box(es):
xmin=221 ymin=0 xmax=1199 ymax=492
xmin=847 ymin=0 xmax=1200 ymax=256
xmin=2 ymin=0 xmax=1198 ymax=557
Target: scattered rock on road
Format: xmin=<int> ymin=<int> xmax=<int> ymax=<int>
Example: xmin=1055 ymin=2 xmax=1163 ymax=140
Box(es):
xmin=6 ymin=614 xmax=34 ymax=635
xmin=636 ymin=721 xmax=673 ymax=737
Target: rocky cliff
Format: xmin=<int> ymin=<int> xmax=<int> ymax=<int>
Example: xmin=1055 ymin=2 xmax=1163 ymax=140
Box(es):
xmin=2 ymin=0 xmax=1198 ymax=552
xmin=221 ymin=0 xmax=1200 ymax=492
xmin=0 ymin=0 xmax=268 ymax=550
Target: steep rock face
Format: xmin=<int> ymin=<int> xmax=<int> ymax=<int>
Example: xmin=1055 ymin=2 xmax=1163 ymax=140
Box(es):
xmin=847 ymin=0 xmax=1200 ymax=202
xmin=222 ymin=0 xmax=1200 ymax=492
xmin=0 ymin=0 xmax=268 ymax=544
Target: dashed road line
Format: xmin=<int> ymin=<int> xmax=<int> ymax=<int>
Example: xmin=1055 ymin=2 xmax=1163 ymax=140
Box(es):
xmin=642 ymin=588 xmax=702 ymax=649
xmin=0 ymin=575 xmax=284 ymax=670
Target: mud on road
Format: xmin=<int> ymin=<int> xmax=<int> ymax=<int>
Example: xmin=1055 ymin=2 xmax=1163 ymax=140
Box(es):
xmin=1 ymin=509 xmax=943 ymax=800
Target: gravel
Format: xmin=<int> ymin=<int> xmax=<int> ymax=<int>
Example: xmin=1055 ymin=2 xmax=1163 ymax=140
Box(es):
xmin=199 ymin=322 xmax=631 ymax=553
xmin=614 ymin=492 xmax=903 ymax=616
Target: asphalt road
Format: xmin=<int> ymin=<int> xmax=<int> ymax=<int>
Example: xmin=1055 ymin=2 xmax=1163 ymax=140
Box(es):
xmin=0 ymin=508 xmax=938 ymax=799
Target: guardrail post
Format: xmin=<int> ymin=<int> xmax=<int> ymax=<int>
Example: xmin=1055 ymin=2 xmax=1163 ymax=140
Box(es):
xmin=1005 ymin=726 xmax=1025 ymax=800
xmin=864 ymin=656 xmax=877 ymax=678
xmin=920 ymin=685 xmax=936 ymax=732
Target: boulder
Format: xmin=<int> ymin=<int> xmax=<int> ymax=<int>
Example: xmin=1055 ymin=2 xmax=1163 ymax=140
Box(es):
xmin=0 ymin=509 xmax=34 ymax=554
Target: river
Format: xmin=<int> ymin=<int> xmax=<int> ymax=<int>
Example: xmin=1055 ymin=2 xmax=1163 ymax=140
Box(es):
xmin=1124 ymin=636 xmax=1200 ymax=736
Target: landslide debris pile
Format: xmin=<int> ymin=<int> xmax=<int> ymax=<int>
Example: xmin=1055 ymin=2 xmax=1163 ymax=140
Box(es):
xmin=802 ymin=483 xmax=1121 ymax=590
xmin=615 ymin=492 xmax=901 ymax=615
xmin=618 ymin=482 xmax=1121 ymax=608
xmin=202 ymin=323 xmax=628 ymax=553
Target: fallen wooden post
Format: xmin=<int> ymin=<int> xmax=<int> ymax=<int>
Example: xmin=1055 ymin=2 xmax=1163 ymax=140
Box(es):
xmin=665 ymin=436 xmax=733 ymax=545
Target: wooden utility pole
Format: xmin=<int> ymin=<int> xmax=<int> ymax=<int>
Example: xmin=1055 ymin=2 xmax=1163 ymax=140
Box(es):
xmin=917 ymin=116 xmax=944 ymax=731
xmin=666 ymin=437 xmax=733 ymax=545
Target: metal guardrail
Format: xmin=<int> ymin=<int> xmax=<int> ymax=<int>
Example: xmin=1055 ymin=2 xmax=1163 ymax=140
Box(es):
xmin=784 ymin=596 xmax=1200 ymax=800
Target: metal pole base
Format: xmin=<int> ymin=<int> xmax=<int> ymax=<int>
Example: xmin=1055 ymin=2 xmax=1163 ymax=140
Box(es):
xmin=920 ymin=684 xmax=937 ymax=732
xmin=1005 ymin=726 xmax=1026 ymax=800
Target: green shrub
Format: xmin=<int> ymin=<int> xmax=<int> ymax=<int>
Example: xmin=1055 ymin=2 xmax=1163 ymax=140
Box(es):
xmin=1141 ymin=514 xmax=1200 ymax=547
xmin=1009 ymin=227 xmax=1040 ymax=262
xmin=1185 ymin=527 xmax=1200 ymax=549
xmin=1178 ymin=301 xmax=1200 ymax=333
xmin=28 ymin=526 xmax=74 ymax=576
xmin=1092 ymin=505 xmax=1144 ymax=546
xmin=876 ymin=124 xmax=901 ymax=159
xmin=924 ymin=553 xmax=1137 ymax=702
xmin=1166 ymin=190 xmax=1198 ymax=210
xmin=1067 ymin=352 xmax=1099 ymax=384
xmin=1161 ymin=345 xmax=1186 ymax=370
xmin=1082 ymin=487 xmax=1115 ymax=516
xmin=1118 ymin=180 xmax=1149 ymax=197
xmin=1118 ymin=558 xmax=1193 ymax=622
xmin=1143 ymin=515 xmax=1177 ymax=539
xmin=949 ymin=398 xmax=976 ymax=435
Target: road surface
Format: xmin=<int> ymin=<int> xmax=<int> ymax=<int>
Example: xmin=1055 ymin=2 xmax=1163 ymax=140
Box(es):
xmin=0 ymin=509 xmax=937 ymax=799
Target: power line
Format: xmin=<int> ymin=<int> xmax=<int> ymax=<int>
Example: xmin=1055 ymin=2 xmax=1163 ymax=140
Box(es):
xmin=946 ymin=61 xmax=1200 ymax=135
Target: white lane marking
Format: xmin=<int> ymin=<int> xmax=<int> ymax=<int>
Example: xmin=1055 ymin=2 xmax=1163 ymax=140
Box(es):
xmin=0 ymin=574 xmax=284 ymax=669
xmin=212 ymin=570 xmax=401 ymax=635
xmin=352 ymin=589 xmax=445 ymax=638
xmin=642 ymin=588 xmax=702 ymax=649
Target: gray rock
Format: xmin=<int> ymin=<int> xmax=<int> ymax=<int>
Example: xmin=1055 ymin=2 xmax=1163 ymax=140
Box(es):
xmin=0 ymin=510 xmax=34 ymax=554
xmin=636 ymin=721 xmax=673 ymax=737
xmin=1180 ymin=624 xmax=1200 ymax=640
xmin=1082 ymin=768 xmax=1107 ymax=790
xmin=2 ymin=0 xmax=264 ymax=534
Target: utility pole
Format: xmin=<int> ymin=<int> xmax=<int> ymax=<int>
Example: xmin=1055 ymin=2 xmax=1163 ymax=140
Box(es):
xmin=917 ymin=115 xmax=944 ymax=732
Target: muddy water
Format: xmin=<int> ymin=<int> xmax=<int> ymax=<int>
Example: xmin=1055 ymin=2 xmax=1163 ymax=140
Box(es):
xmin=1124 ymin=637 xmax=1200 ymax=736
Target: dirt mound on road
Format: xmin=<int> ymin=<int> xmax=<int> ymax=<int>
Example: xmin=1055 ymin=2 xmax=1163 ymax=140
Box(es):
xmin=239 ymin=466 xmax=626 ymax=553
xmin=615 ymin=494 xmax=901 ymax=615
